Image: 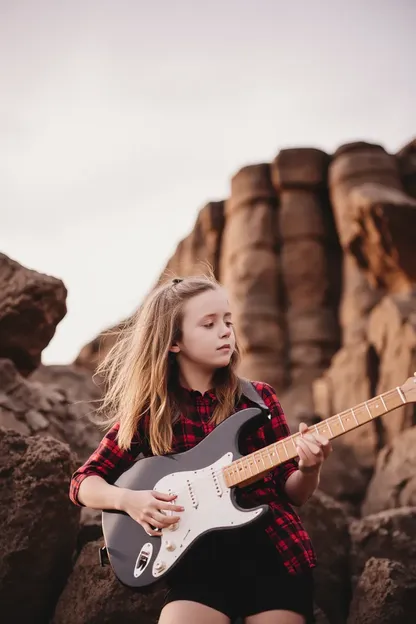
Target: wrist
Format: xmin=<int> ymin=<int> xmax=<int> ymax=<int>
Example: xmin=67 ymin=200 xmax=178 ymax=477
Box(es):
xmin=299 ymin=463 xmax=321 ymax=475
xmin=115 ymin=487 xmax=130 ymax=512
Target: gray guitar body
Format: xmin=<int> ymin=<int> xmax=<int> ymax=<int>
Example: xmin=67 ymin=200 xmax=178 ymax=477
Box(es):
xmin=102 ymin=406 xmax=270 ymax=588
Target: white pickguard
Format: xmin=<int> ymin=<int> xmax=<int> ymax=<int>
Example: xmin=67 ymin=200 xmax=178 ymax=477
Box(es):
xmin=150 ymin=453 xmax=264 ymax=577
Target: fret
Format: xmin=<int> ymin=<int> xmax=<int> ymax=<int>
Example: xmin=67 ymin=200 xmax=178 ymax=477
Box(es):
xmin=291 ymin=437 xmax=297 ymax=453
xmin=273 ymin=444 xmax=281 ymax=463
xmin=380 ymin=395 xmax=387 ymax=411
xmin=338 ymin=414 xmax=345 ymax=432
xmin=260 ymin=452 xmax=266 ymax=470
xmin=397 ymin=387 xmax=406 ymax=404
xmin=326 ymin=419 xmax=334 ymax=438
xmin=281 ymin=440 xmax=289 ymax=458
xmin=350 ymin=407 xmax=359 ymax=426
xmin=365 ymin=402 xmax=372 ymax=419
xmin=314 ymin=424 xmax=320 ymax=437
xmin=246 ymin=458 xmax=253 ymax=477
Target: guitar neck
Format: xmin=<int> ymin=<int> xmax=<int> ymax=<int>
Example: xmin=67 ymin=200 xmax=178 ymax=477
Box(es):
xmin=223 ymin=386 xmax=407 ymax=488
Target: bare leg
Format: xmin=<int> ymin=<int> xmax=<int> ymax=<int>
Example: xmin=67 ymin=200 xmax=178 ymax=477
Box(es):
xmin=159 ymin=600 xmax=231 ymax=624
xmin=245 ymin=611 xmax=305 ymax=624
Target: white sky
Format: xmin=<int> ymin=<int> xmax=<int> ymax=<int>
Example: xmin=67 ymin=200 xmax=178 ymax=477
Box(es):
xmin=1 ymin=0 xmax=415 ymax=364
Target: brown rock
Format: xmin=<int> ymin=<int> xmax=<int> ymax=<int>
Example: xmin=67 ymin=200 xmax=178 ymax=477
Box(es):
xmin=312 ymin=344 xmax=378 ymax=506
xmin=0 ymin=253 xmax=67 ymax=376
xmin=271 ymin=148 xmax=330 ymax=190
xmin=0 ymin=359 xmax=102 ymax=462
xmin=328 ymin=143 xmax=401 ymax=346
xmin=397 ymin=138 xmax=416 ymax=199
xmin=238 ymin=351 xmax=288 ymax=394
xmin=362 ymin=428 xmax=416 ymax=516
xmin=220 ymin=164 xmax=286 ymax=390
xmin=195 ymin=201 xmax=225 ymax=277
xmin=281 ymin=240 xmax=330 ymax=310
xmin=0 ymin=428 xmax=80 ymax=623
xmin=52 ymin=540 xmax=166 ymax=624
xmin=367 ymin=294 xmax=416 ymax=446
xmin=287 ymin=307 xmax=339 ymax=345
xmin=298 ymin=490 xmax=351 ymax=624
xmin=349 ymin=507 xmax=416 ymax=587
xmin=278 ymin=190 xmax=328 ymax=240
xmin=347 ymin=183 xmax=416 ymax=292
xmin=74 ymin=321 xmax=122 ymax=373
xmin=339 ymin=254 xmax=383 ymax=345
xmin=279 ymin=371 xmax=322 ymax=430
xmin=347 ymin=557 xmax=416 ymax=624
xmin=329 ymin=142 xmax=402 ymax=247
xmin=77 ymin=508 xmax=103 ymax=553
xmin=234 ymin=311 xmax=285 ymax=352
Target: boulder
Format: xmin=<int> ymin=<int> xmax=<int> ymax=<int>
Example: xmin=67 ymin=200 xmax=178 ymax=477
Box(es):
xmin=312 ymin=344 xmax=378 ymax=507
xmin=362 ymin=428 xmax=416 ymax=516
xmin=367 ymin=294 xmax=416 ymax=447
xmin=347 ymin=183 xmax=416 ymax=293
xmin=271 ymin=147 xmax=330 ymax=190
xmin=349 ymin=507 xmax=416 ymax=588
xmin=52 ymin=540 xmax=166 ymax=624
xmin=347 ymin=558 xmax=416 ymax=624
xmin=396 ymin=138 xmax=416 ymax=199
xmin=0 ymin=428 xmax=80 ymax=623
xmin=0 ymin=253 xmax=67 ymax=376
xmin=0 ymin=358 xmax=102 ymax=462
xmin=298 ymin=490 xmax=351 ymax=624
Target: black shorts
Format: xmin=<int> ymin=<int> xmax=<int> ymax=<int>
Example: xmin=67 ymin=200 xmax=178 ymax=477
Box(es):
xmin=163 ymin=521 xmax=315 ymax=621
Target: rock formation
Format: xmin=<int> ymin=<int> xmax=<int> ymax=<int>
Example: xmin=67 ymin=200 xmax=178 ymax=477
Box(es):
xmin=1 ymin=135 xmax=416 ymax=622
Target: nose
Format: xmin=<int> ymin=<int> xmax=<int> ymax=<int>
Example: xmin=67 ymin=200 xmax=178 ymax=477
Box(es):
xmin=220 ymin=323 xmax=231 ymax=338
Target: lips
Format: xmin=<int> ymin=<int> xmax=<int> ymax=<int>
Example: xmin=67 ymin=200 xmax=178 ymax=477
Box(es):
xmin=218 ymin=344 xmax=231 ymax=350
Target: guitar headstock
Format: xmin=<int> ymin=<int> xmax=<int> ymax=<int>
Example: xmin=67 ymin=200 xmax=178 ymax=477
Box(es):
xmin=400 ymin=372 xmax=416 ymax=403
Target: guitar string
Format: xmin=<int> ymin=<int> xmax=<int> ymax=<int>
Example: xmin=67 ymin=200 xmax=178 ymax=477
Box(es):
xmin=208 ymin=387 xmax=401 ymax=484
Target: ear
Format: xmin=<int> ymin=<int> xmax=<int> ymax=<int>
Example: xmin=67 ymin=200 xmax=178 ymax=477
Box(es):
xmin=169 ymin=344 xmax=180 ymax=353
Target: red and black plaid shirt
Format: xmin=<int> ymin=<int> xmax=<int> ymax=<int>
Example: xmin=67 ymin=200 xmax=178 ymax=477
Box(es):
xmin=70 ymin=381 xmax=316 ymax=575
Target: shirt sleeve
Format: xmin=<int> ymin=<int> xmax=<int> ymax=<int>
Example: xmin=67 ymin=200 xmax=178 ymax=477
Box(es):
xmin=252 ymin=381 xmax=299 ymax=492
xmin=69 ymin=422 xmax=143 ymax=506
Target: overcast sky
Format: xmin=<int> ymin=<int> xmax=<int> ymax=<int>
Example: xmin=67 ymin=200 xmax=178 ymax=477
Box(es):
xmin=1 ymin=0 xmax=415 ymax=364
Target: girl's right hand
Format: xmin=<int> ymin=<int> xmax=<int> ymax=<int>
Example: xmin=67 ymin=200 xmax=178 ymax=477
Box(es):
xmin=120 ymin=489 xmax=184 ymax=536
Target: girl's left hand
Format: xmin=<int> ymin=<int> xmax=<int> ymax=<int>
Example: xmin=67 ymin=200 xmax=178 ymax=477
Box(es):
xmin=296 ymin=422 xmax=332 ymax=474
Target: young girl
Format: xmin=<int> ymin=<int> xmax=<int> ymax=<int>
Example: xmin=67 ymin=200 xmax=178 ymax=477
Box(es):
xmin=70 ymin=274 xmax=331 ymax=624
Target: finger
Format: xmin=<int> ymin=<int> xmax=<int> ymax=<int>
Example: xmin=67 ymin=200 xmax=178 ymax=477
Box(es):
xmin=301 ymin=433 xmax=323 ymax=450
xmin=299 ymin=422 xmax=309 ymax=435
xmin=152 ymin=491 xmax=178 ymax=502
xmin=141 ymin=521 xmax=161 ymax=537
xmin=158 ymin=502 xmax=184 ymax=512
xmin=296 ymin=443 xmax=309 ymax=467
xmin=152 ymin=511 xmax=181 ymax=525
xmin=143 ymin=515 xmax=166 ymax=529
xmin=314 ymin=433 xmax=330 ymax=447
xmin=297 ymin=438 xmax=319 ymax=462
xmin=298 ymin=436 xmax=321 ymax=456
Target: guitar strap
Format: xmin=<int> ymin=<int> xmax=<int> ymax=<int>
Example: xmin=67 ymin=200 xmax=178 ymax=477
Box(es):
xmin=239 ymin=378 xmax=271 ymax=418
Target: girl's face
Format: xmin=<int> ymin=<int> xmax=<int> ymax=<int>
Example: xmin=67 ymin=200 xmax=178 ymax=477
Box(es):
xmin=172 ymin=288 xmax=236 ymax=371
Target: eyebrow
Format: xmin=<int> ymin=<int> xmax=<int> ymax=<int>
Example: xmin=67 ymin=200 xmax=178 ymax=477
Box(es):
xmin=201 ymin=312 xmax=232 ymax=321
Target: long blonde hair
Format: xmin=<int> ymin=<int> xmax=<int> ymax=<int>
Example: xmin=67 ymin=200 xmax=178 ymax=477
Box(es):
xmin=96 ymin=274 xmax=241 ymax=455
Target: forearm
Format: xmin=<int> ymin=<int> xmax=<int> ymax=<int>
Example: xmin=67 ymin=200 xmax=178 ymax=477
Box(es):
xmin=284 ymin=467 xmax=320 ymax=507
xmin=77 ymin=475 xmax=128 ymax=511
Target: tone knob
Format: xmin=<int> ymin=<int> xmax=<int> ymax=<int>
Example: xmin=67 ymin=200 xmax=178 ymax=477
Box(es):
xmin=165 ymin=540 xmax=176 ymax=551
xmin=155 ymin=560 xmax=166 ymax=572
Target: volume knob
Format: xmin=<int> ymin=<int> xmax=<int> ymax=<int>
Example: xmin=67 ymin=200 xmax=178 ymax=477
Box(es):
xmin=165 ymin=540 xmax=176 ymax=552
xmin=154 ymin=560 xmax=166 ymax=572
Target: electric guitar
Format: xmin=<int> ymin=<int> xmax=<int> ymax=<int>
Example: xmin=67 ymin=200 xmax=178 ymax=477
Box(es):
xmin=101 ymin=374 xmax=416 ymax=588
